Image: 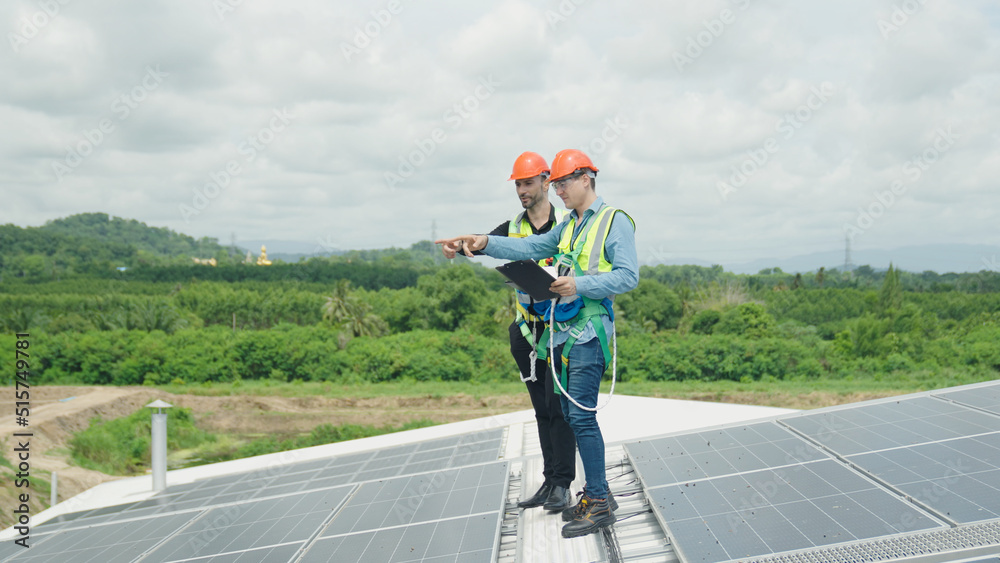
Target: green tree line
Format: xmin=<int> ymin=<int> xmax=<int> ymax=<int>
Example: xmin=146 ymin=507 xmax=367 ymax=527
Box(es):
xmin=2 ymin=260 xmax=999 ymax=387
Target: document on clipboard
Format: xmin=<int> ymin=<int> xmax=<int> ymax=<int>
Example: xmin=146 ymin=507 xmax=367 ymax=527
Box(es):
xmin=495 ymin=260 xmax=559 ymax=301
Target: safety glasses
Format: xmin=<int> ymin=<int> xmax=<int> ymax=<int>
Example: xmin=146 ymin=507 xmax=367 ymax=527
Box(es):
xmin=551 ymin=172 xmax=584 ymax=191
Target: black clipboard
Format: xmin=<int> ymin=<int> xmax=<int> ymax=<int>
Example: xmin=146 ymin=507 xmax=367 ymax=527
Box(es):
xmin=495 ymin=260 xmax=559 ymax=301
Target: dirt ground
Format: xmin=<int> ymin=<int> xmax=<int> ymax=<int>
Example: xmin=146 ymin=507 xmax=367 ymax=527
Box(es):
xmin=0 ymin=385 xmax=888 ymax=530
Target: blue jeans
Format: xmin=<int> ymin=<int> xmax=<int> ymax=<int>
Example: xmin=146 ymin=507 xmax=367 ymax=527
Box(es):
xmin=553 ymin=338 xmax=609 ymax=500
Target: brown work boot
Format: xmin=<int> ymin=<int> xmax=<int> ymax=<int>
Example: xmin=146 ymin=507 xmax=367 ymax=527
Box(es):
xmin=562 ymin=491 xmax=617 ymax=522
xmin=561 ymin=495 xmax=616 ymax=538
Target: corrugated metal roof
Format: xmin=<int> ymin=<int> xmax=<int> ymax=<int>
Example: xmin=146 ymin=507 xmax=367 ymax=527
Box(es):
xmin=497 ymin=395 xmax=793 ymax=562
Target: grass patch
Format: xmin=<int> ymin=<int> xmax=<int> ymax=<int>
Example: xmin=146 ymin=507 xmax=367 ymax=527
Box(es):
xmin=152 ymin=379 xmax=528 ymax=400
xmin=144 ymin=367 xmax=998 ymax=410
xmin=26 ymin=470 xmax=52 ymax=501
xmin=188 ymin=419 xmax=438 ymax=467
xmin=0 ymin=444 xmax=14 ymax=470
xmin=68 ymin=403 xmax=442 ymax=473
xmin=69 ymin=407 xmax=216 ymax=475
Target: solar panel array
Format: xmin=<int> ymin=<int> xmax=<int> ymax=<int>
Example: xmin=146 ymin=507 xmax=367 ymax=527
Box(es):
xmin=626 ymin=382 xmax=1000 ymax=563
xmin=300 ymin=463 xmax=508 ymax=562
xmin=1 ymin=429 xmax=506 ymax=563
xmin=935 ymin=384 xmax=1000 ymax=417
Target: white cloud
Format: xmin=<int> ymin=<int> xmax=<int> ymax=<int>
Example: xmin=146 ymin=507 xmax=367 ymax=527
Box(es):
xmin=1 ymin=0 xmax=998 ymax=266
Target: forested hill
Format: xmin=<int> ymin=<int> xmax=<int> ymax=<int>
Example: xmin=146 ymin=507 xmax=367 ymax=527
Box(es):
xmin=0 ymin=215 xmax=459 ymax=285
xmin=39 ymin=213 xmax=229 ymax=258
xmin=0 ymin=213 xmax=235 ymax=278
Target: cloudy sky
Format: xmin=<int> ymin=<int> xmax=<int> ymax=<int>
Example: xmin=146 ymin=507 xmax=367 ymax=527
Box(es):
xmin=2 ymin=0 xmax=999 ymax=267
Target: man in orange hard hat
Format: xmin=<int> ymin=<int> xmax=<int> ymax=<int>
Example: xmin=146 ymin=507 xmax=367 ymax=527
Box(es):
xmin=442 ymin=152 xmax=577 ymax=513
xmin=437 ymin=149 xmax=638 ymax=538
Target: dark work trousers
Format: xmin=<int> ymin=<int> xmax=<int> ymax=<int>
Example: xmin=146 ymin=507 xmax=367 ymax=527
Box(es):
xmin=509 ymin=321 xmax=576 ymax=488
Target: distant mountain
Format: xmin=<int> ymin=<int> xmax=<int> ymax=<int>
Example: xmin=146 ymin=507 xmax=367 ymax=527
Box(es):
xmin=653 ymin=244 xmax=1000 ymax=275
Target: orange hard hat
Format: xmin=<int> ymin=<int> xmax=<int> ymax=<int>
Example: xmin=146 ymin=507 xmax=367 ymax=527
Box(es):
xmin=549 ymin=149 xmax=598 ymax=181
xmin=509 ymin=151 xmax=550 ymax=181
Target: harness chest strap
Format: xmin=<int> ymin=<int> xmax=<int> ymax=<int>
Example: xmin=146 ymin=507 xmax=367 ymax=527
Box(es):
xmin=535 ymin=300 xmax=613 ymax=394
xmin=510 ymin=208 xmax=569 ymax=326
xmin=535 ymin=207 xmax=611 ymax=394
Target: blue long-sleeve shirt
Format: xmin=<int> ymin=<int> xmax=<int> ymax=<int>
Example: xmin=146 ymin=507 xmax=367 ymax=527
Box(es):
xmin=483 ymin=196 xmax=639 ymax=345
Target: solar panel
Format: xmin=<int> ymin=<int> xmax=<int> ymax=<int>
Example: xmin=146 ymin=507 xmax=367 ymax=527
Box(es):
xmin=645 ymin=460 xmax=943 ymax=562
xmin=34 ymin=428 xmax=505 ymax=537
xmin=321 ymin=462 xmax=508 ymax=536
xmin=935 ymin=382 xmax=1000 ymax=417
xmin=300 ymin=461 xmax=509 ymax=562
xmin=628 ymin=386 xmax=1000 ymax=563
xmin=12 ymin=428 xmax=508 ymax=563
xmin=138 ymin=486 xmax=354 ymax=562
xmin=175 ymin=543 xmax=302 ymax=562
xmin=847 ymin=432 xmax=1000 ymax=523
xmin=626 ymin=422 xmax=830 ymax=488
xmin=3 ymin=512 xmax=199 ymax=563
xmin=781 ymin=396 xmax=1000 ymax=455
xmin=301 ymin=514 xmax=499 ymax=563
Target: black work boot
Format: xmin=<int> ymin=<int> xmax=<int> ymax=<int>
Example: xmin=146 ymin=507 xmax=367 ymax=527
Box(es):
xmin=561 ymin=495 xmax=616 ymax=538
xmin=562 ymin=492 xmax=618 ymax=522
xmin=518 ymin=482 xmax=554 ymax=509
xmin=543 ymin=485 xmax=572 ymax=511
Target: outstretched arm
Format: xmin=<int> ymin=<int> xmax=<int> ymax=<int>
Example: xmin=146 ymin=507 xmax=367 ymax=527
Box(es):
xmin=437 ymin=222 xmax=509 ymax=258
xmin=435 ymin=235 xmax=489 ymax=258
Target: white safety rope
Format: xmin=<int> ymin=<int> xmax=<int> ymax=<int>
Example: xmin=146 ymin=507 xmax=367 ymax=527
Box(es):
xmin=547 ymin=297 xmax=616 ymax=412
xmin=523 ymin=322 xmax=538 ymax=383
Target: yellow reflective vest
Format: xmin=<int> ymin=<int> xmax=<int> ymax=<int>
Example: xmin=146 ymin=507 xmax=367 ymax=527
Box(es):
xmin=508 ymin=207 xmax=569 ymax=325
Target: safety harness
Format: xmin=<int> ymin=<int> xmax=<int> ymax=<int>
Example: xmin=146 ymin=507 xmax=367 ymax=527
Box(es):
xmin=532 ymin=204 xmax=634 ymax=411
xmin=508 ymin=207 xmax=568 ymax=383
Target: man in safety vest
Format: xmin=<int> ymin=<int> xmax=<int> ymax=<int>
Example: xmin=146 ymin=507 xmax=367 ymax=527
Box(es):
xmin=437 ymin=149 xmax=638 ymax=539
xmin=442 ymin=152 xmax=577 ymax=513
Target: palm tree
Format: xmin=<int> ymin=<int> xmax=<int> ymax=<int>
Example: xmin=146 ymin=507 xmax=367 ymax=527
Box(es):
xmin=323 ymin=280 xmax=386 ymax=338
xmin=323 ymin=280 xmax=354 ymax=324
xmin=493 ymin=293 xmax=519 ymax=324
xmin=2 ymin=307 xmax=48 ymax=332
